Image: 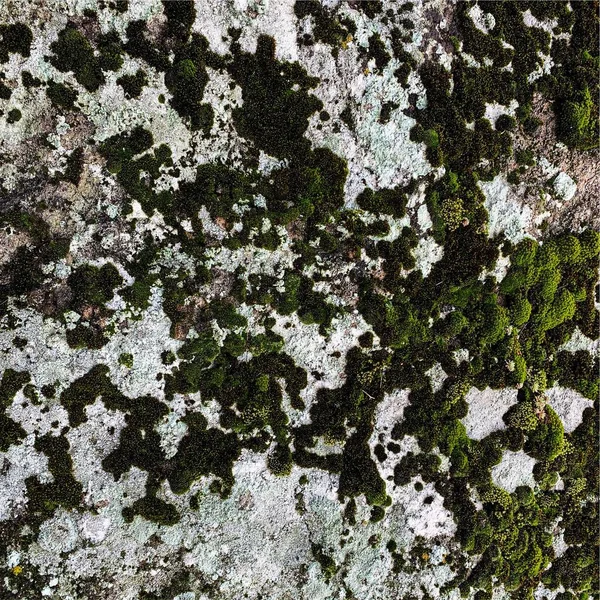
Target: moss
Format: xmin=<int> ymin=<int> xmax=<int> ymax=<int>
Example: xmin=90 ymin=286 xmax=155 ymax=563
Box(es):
xmin=21 ymin=71 xmax=42 ymax=88
xmin=435 ymin=310 xmax=468 ymax=338
xmin=211 ymin=301 xmax=247 ymax=329
xmin=0 ymin=369 xmax=30 ymax=451
xmin=556 ymin=86 xmax=598 ymax=150
xmin=311 ymin=543 xmax=338 ymax=580
xmin=97 ymin=31 xmax=124 ymax=72
xmin=339 ymin=430 xmax=387 ymax=506
xmin=117 ymin=69 xmax=148 ymax=99
xmin=514 ymin=485 xmax=535 ymax=508
xmin=355 ymin=1 xmax=383 ymax=19
xmin=0 ymin=23 xmax=33 ymax=62
xmin=99 ymin=126 xmax=154 ymax=173
xmin=168 ymin=414 xmax=241 ymax=495
xmin=294 ymin=1 xmax=351 ymax=48
xmin=340 ymin=104 xmax=355 ymax=131
xmin=59 ymin=147 xmax=84 ymax=185
xmin=536 ymin=289 xmax=576 ymax=332
xmin=46 ymin=81 xmax=78 ymax=111
xmin=67 ymin=263 xmax=123 ymax=309
xmin=49 ymin=24 xmax=105 ymax=91
xmin=358 ymin=331 xmax=374 ymax=348
xmin=525 ymin=405 xmax=565 ymax=462
xmin=356 ymin=185 xmax=408 ymax=218
xmin=165 ymin=35 xmax=213 ymax=132
xmin=119 ymin=353 xmax=134 ymax=368
xmin=0 ymin=78 xmax=11 ymax=100
xmin=477 ymin=301 xmax=510 ymax=346
xmin=367 ymin=33 xmax=391 ymax=70
xmin=104 ymin=423 xmax=165 ymax=482
xmin=378 ymin=100 xmax=399 ymax=124
xmin=411 ymin=124 xmax=439 ymax=148
xmin=439 ymin=196 xmax=466 ymax=232
xmin=555 ymin=234 xmax=582 ymax=265
xmin=60 ymin=365 xmax=121 ymax=426
xmin=123 ymin=495 xmax=180 ymax=525
xmin=124 ymin=20 xmax=170 ymax=72
xmin=13 ymin=336 xmax=27 ymax=350
xmin=0 ymin=7 xmax=595 ymax=590
xmin=66 ymin=324 xmax=109 ymax=350
xmin=162 ymin=0 xmax=196 ymax=42
xmin=523 ymin=116 xmax=541 ymax=134
xmin=41 ymin=384 xmax=56 ymax=399
xmin=26 ymin=434 xmax=82 ymax=522
xmin=515 ymin=149 xmax=535 ymax=166
xmin=229 ymin=35 xmax=322 ymax=159
xmin=267 ymin=444 xmax=292 ymax=476
xmin=394 ymin=452 xmax=440 ymax=486
xmin=578 ymin=229 xmax=600 ymax=260
xmin=545 ymin=545 xmax=597 ymax=592
xmin=552 ymin=350 xmax=598 ymax=401
xmin=508 ymin=296 xmax=532 ymax=327
xmin=6 ymin=108 xmax=21 ymax=123
xmin=370 ymin=505 xmax=385 ymax=522
xmin=495 ymin=114 xmax=516 ymax=132
xmin=0 ymin=213 xmax=71 ymax=309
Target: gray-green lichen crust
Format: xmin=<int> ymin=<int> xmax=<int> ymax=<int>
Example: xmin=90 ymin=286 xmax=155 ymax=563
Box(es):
xmin=0 ymin=1 xmax=598 ymax=599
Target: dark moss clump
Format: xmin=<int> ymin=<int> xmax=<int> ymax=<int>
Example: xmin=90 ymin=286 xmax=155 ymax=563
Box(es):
xmin=356 ymin=185 xmax=408 ymax=218
xmin=58 ymin=147 xmax=84 ymax=185
xmin=60 ymin=364 xmax=123 ymax=426
xmin=410 ymin=123 xmax=440 ymax=148
xmin=339 ymin=430 xmax=387 ymax=505
xmin=67 ymin=263 xmax=123 ymax=309
xmin=168 ymin=413 xmax=241 ymax=496
xmin=495 ymin=114 xmax=516 ymax=132
xmin=294 ymin=1 xmax=354 ymax=52
xmin=229 ymin=35 xmax=322 ymax=159
xmin=103 ymin=411 xmax=167 ymax=483
xmin=21 ymin=71 xmax=42 ymax=88
xmin=97 ymin=31 xmax=124 ymax=72
xmin=556 ymin=86 xmax=598 ymax=151
xmin=6 ymin=108 xmax=21 ymax=123
xmin=117 ymin=69 xmax=148 ymax=99
xmin=0 ymin=77 xmax=11 ymax=100
xmin=0 ymin=23 xmax=33 ymax=62
xmin=25 ymin=434 xmax=83 ymax=526
xmin=367 ymin=33 xmax=391 ymax=70
xmin=46 ymin=81 xmax=78 ymax=111
xmin=0 ymin=369 xmax=30 ymax=451
xmin=48 ymin=24 xmax=105 ymax=91
xmin=267 ymin=443 xmax=293 ymax=476
xmin=340 ymin=104 xmax=355 ymax=131
xmin=176 ymin=162 xmax=252 ymax=227
xmin=124 ymin=20 xmax=170 ymax=72
xmin=354 ymin=1 xmax=383 ymax=19
xmin=292 ymin=348 xmax=391 ymax=507
xmin=515 ymin=149 xmax=535 ymax=166
xmin=162 ymin=0 xmax=195 ymax=42
xmin=379 ymin=101 xmax=399 ymax=124
xmin=66 ymin=324 xmax=110 ymax=350
xmin=311 ymin=543 xmax=338 ymax=580
xmin=123 ymin=495 xmax=180 ymax=525
xmin=552 ymin=350 xmax=599 ymax=401
xmin=165 ymin=34 xmax=213 ymax=132
xmin=99 ymin=126 xmax=154 ymax=173
xmin=98 ymin=135 xmax=173 ymax=215
xmin=0 ymin=212 xmax=71 ymax=311
xmin=548 ymin=3 xmax=599 ymax=150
